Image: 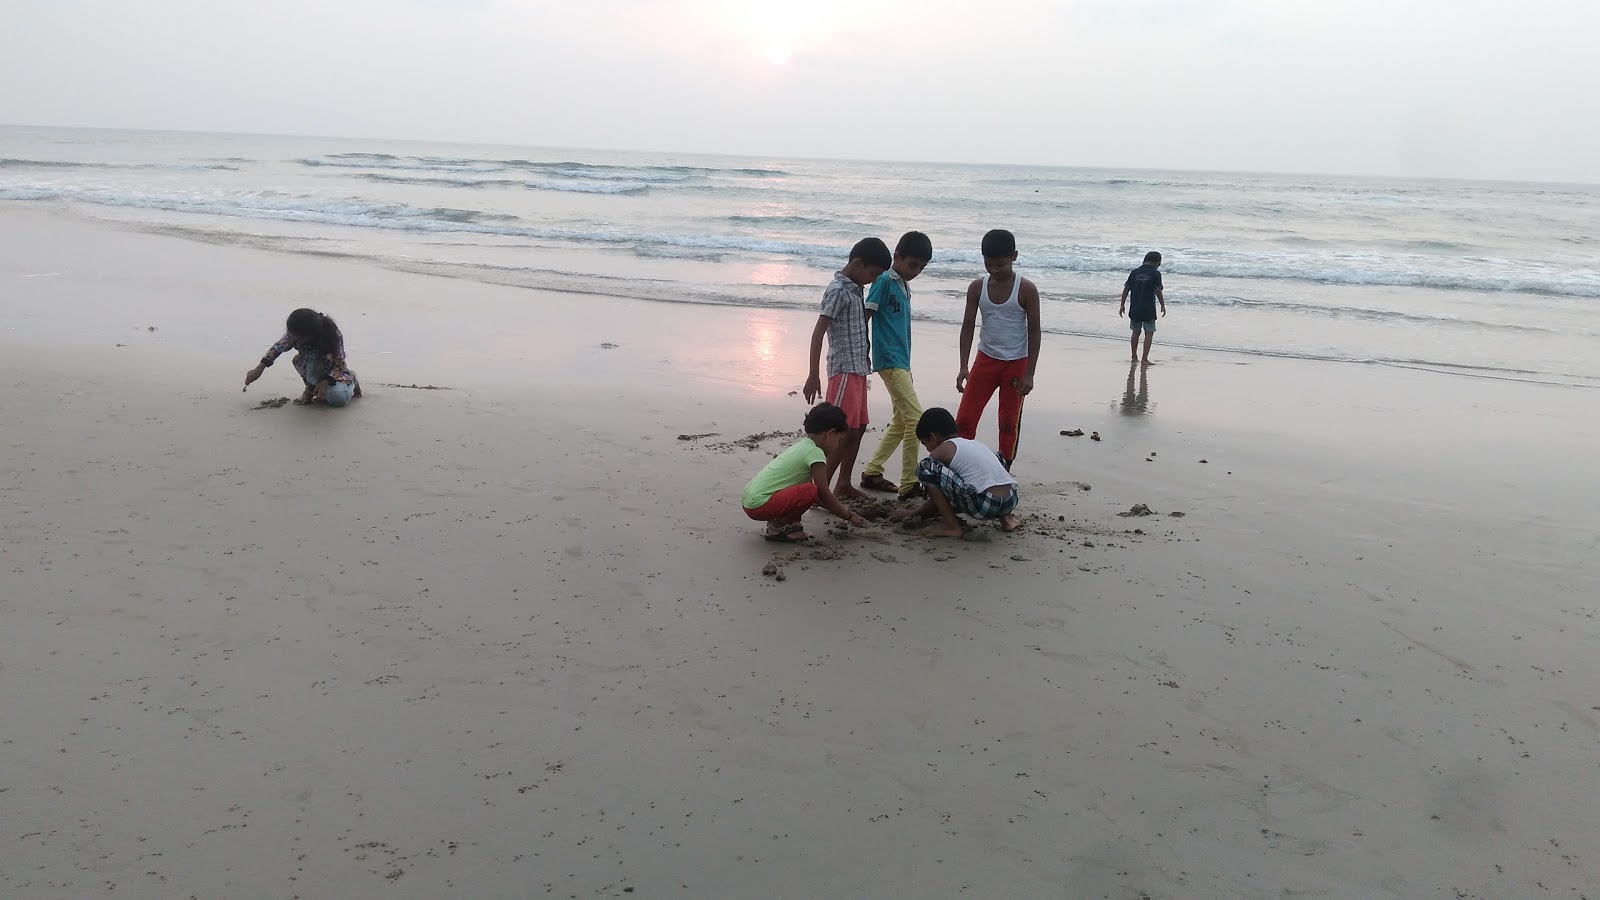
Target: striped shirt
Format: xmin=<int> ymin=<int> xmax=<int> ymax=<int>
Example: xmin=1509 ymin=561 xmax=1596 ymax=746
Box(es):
xmin=821 ymin=271 xmax=870 ymax=377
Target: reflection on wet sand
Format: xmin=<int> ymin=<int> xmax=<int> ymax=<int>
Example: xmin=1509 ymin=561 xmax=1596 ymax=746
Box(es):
xmin=1119 ymin=362 xmax=1153 ymax=416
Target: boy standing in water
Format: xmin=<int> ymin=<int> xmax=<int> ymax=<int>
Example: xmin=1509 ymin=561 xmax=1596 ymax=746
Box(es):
xmin=1120 ymin=251 xmax=1167 ymax=364
xmin=859 ymin=231 xmax=933 ymax=500
xmin=804 ymin=237 xmax=892 ymax=500
xmin=955 ymin=229 xmax=1041 ymax=471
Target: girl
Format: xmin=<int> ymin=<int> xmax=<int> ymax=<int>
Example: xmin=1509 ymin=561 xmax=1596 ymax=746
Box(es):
xmin=243 ymin=308 xmax=362 ymax=406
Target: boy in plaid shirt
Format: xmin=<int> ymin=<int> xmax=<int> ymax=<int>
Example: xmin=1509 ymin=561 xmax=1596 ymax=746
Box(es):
xmin=889 ymin=407 xmax=1022 ymax=537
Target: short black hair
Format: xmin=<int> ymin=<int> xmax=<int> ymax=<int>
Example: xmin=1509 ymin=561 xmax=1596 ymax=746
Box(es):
xmin=1144 ymin=251 xmax=1162 ymax=265
xmin=915 ymin=407 xmax=958 ymax=441
xmin=804 ymin=402 xmax=849 ymax=435
xmin=981 ymin=229 xmax=1016 ymax=259
xmin=849 ymin=237 xmax=892 ymax=270
xmin=895 ymin=231 xmax=933 ymax=262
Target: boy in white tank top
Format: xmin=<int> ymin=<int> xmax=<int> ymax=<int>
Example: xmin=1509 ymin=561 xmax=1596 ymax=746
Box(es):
xmin=889 ymin=408 xmax=1022 ymax=537
xmin=955 ymin=229 xmax=1041 ymax=470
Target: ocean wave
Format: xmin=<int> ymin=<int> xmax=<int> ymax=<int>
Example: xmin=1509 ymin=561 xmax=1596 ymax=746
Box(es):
xmin=634 ymin=245 xmax=727 ymax=261
xmin=925 ymin=245 xmax=1600 ymax=299
xmin=294 ymin=153 xmax=787 ymax=181
xmin=0 ymin=185 xmax=834 ymax=254
xmin=0 ymin=157 xmax=237 ymax=171
xmin=354 ymin=172 xmax=650 ymax=194
xmin=8 ymin=181 xmax=1595 ymax=299
xmin=727 ymin=214 xmax=850 ymax=228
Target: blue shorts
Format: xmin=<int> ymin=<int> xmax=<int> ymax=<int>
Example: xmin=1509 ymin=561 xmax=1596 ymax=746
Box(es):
xmin=1130 ymin=319 xmax=1156 ymax=334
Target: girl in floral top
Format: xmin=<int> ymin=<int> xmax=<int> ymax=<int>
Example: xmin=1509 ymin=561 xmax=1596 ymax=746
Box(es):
xmin=243 ymin=308 xmax=362 ymax=406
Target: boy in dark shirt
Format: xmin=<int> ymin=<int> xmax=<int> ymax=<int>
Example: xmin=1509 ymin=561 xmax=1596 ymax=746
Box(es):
xmin=1119 ymin=251 xmax=1167 ymax=365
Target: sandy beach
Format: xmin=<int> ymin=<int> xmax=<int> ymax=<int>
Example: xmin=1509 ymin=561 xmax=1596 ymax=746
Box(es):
xmin=2 ymin=207 xmax=1597 ymax=899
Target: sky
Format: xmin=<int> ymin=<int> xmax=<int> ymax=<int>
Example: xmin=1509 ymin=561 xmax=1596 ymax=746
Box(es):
xmin=2 ymin=0 xmax=1597 ymax=182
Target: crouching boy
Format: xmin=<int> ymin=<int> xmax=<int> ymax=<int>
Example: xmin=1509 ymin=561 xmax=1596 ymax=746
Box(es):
xmin=742 ymin=402 xmax=868 ymax=542
xmin=889 ymin=407 xmax=1022 ymax=537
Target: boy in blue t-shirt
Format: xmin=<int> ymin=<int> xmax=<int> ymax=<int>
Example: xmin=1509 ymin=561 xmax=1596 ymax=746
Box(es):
xmin=1119 ymin=250 xmax=1167 ymax=365
xmin=859 ymin=232 xmax=933 ymax=501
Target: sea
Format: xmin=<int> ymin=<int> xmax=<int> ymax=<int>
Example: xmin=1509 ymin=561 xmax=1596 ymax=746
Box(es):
xmin=4 ymin=125 xmax=1598 ymax=387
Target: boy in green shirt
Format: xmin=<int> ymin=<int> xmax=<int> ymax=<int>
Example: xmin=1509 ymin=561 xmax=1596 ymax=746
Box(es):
xmin=859 ymin=231 xmax=933 ymax=501
xmin=742 ymin=403 xmax=868 ymax=543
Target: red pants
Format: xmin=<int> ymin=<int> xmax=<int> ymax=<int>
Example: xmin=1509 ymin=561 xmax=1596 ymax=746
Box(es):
xmin=743 ymin=482 xmax=818 ymax=522
xmin=956 ymin=351 xmax=1028 ymax=464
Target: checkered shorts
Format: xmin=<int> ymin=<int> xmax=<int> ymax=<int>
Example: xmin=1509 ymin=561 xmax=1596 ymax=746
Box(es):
xmin=916 ymin=458 xmax=1019 ymax=520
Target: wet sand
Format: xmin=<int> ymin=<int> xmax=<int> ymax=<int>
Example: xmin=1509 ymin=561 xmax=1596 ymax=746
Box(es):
xmin=2 ymin=207 xmax=1597 ymax=898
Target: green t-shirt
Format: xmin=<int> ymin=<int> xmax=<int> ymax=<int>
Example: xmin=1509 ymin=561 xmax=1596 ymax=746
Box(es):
xmin=742 ymin=438 xmax=826 ymax=509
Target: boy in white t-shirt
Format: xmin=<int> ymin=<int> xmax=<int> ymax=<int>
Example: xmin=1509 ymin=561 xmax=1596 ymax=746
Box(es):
xmin=889 ymin=407 xmax=1022 ymax=537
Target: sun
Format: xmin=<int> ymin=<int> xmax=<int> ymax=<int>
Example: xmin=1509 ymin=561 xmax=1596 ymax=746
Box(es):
xmin=764 ymin=42 xmax=792 ymax=66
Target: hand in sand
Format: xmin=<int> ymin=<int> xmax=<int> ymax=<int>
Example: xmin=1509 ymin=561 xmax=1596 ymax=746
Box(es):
xmin=803 ymin=374 xmax=822 ymax=405
xmin=848 ymin=513 xmax=866 ymax=527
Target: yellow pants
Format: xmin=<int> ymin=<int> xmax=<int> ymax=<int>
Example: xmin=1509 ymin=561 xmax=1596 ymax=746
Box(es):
xmin=862 ymin=368 xmax=923 ymax=490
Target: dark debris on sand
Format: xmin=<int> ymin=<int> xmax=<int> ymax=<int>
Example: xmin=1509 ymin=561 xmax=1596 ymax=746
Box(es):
xmin=708 ymin=431 xmax=797 ymax=453
xmin=252 ymin=397 xmax=291 ymax=410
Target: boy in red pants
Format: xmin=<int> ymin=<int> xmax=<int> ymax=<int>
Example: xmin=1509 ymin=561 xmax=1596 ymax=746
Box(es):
xmin=955 ymin=230 xmax=1041 ymax=470
xmin=741 ymin=403 xmax=867 ymax=543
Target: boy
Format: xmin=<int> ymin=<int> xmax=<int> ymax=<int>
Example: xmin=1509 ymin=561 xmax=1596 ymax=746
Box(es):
xmin=889 ymin=407 xmax=1021 ymax=537
xmin=1119 ymin=251 xmax=1166 ymax=365
xmin=859 ymin=231 xmax=933 ymax=501
xmin=742 ymin=403 xmax=868 ymax=543
xmin=955 ymin=229 xmax=1041 ymax=471
xmin=804 ymin=237 xmax=892 ymax=500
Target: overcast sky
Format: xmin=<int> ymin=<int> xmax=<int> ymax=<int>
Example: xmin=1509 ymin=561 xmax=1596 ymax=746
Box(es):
xmin=2 ymin=0 xmax=1596 ymax=182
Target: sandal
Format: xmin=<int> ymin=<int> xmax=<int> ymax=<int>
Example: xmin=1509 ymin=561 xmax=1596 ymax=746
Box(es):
xmin=763 ymin=524 xmax=810 ymax=543
xmin=898 ymin=484 xmax=926 ymax=501
xmin=860 ymin=473 xmax=898 ymax=493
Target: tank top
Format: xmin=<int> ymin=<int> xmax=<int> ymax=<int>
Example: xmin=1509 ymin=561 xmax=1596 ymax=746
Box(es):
xmin=975 ymin=273 xmax=1029 ymax=361
xmin=947 ymin=437 xmax=1018 ymax=493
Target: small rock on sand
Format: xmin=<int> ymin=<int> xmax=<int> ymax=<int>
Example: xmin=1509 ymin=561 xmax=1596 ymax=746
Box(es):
xmin=1060 ymin=429 xmax=1084 ymax=437
xmin=1169 ymin=511 xmax=1187 ymax=517
xmin=600 ymin=342 xmax=619 ymax=349
xmin=1117 ymin=503 xmax=1155 ymax=517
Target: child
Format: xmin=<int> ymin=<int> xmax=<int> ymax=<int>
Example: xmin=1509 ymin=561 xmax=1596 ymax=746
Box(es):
xmin=1119 ymin=251 xmax=1166 ymax=365
xmin=955 ymin=229 xmax=1041 ymax=470
xmin=243 ymin=308 xmax=361 ymax=406
xmin=803 ymin=237 xmax=892 ymax=500
xmin=742 ymin=403 xmax=869 ymax=543
xmin=889 ymin=407 xmax=1021 ymax=537
xmin=859 ymin=231 xmax=933 ymax=501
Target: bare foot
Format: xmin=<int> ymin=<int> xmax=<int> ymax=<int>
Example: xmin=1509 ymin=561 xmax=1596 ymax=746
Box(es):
xmin=835 ymin=486 xmax=868 ymax=502
xmin=926 ymin=522 xmax=964 ymax=539
xmin=1000 ymin=514 xmax=1022 ymax=533
xmin=293 ymin=391 xmax=314 ymax=406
